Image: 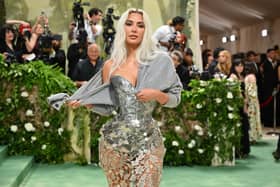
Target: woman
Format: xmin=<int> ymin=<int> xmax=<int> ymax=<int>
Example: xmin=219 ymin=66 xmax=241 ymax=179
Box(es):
xmin=68 ymin=8 xmax=182 ymax=186
xmin=244 ymin=62 xmax=262 ymax=142
xmin=229 ymin=59 xmax=250 ymax=157
xmin=214 ymin=50 xmax=232 ymax=77
xmin=0 ymin=24 xmax=18 ymax=63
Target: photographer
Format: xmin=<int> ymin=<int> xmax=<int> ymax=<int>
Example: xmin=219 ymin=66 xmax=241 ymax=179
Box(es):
xmin=69 ymin=7 xmax=103 ymax=44
xmin=102 ymin=7 xmax=119 ymax=55
xmin=152 ymin=16 xmax=185 ymax=52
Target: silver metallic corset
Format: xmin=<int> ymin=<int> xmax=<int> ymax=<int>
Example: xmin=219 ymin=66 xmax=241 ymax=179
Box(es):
xmin=100 ymin=75 xmax=163 ymax=159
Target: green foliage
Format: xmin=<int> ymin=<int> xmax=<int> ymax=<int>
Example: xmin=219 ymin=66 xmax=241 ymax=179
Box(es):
xmin=0 ymin=58 xmax=75 ymax=163
xmin=154 ymin=79 xmax=243 ymax=166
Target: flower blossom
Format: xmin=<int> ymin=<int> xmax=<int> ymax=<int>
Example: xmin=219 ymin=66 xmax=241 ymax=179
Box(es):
xmin=10 ymin=125 xmax=18 ymax=132
xmin=227 ymin=92 xmax=233 ymax=99
xmin=24 ymin=123 xmax=35 ymax=132
xmin=172 ymin=141 xmax=179 ymax=147
xmin=58 ymin=128 xmax=64 ymax=135
xmin=228 ymin=113 xmax=234 ymax=119
xmin=214 ymin=145 xmax=220 ymax=152
xmin=41 ymin=144 xmax=47 ymax=150
xmin=215 ymin=98 xmax=222 ymax=104
xmin=25 ymin=109 xmax=34 ymax=116
xmin=6 ymin=98 xmax=12 ymax=103
xmin=196 ymin=104 xmax=203 ymax=109
xmin=198 ymin=149 xmax=204 ymax=154
xmin=178 ymin=149 xmax=184 ymax=155
xmin=175 ymin=126 xmax=181 ymax=132
xmin=21 ymin=91 xmax=29 ymax=97
xmin=44 ymin=121 xmax=50 ymax=127
xmin=227 ymin=105 xmax=234 ymax=111
xmin=31 ymin=136 xmax=37 ymax=142
xmin=194 ymin=125 xmax=202 ymax=131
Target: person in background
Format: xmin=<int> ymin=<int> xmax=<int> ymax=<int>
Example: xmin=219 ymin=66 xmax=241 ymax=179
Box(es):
xmin=49 ymin=34 xmax=66 ymax=73
xmin=69 ymin=8 xmax=103 ymax=44
xmin=214 ymin=50 xmax=232 ymax=77
xmin=72 ymin=43 xmax=103 ymax=87
xmin=244 ymin=62 xmax=263 ymax=143
xmin=229 ymin=58 xmax=250 ymax=157
xmin=152 ymin=16 xmax=185 ymax=52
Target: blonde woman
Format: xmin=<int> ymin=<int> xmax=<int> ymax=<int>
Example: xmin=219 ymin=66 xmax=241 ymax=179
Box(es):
xmin=68 ymin=8 xmax=182 ymax=186
xmin=215 ymin=50 xmax=232 ymax=77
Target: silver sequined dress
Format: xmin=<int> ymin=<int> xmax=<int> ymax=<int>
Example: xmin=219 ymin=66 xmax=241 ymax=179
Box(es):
xmin=99 ymin=75 xmax=165 ymax=187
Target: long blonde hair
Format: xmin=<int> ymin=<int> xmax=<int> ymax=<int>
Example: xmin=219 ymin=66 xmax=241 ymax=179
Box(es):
xmin=217 ymin=50 xmax=232 ymax=75
xmin=109 ymin=8 xmax=157 ymax=75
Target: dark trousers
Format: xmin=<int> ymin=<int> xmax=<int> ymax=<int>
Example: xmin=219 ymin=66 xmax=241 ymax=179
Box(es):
xmin=237 ymin=110 xmax=250 ymax=156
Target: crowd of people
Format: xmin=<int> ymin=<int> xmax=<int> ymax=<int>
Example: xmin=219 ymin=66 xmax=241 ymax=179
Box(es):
xmin=1 ymin=5 xmax=280 ymax=186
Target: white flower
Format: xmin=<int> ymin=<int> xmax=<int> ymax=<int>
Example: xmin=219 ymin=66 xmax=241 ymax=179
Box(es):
xmin=10 ymin=125 xmax=18 ymax=132
xmin=215 ymin=98 xmax=222 ymax=104
xmin=172 ymin=141 xmax=179 ymax=147
xmin=41 ymin=144 xmax=47 ymax=150
xmin=31 ymin=136 xmax=37 ymax=142
xmin=162 ymin=137 xmax=166 ymax=142
xmin=198 ymin=149 xmax=204 ymax=154
xmin=144 ymin=137 xmax=149 ymax=141
xmin=21 ymin=91 xmax=29 ymax=97
xmin=194 ymin=125 xmax=202 ymax=131
xmin=188 ymin=143 xmax=194 ymax=148
xmin=213 ymin=112 xmax=217 ymax=117
xmin=25 ymin=109 xmax=34 ymax=116
xmin=228 ymin=113 xmax=234 ymax=119
xmin=214 ymin=145 xmax=220 ymax=152
xmin=198 ymin=130 xmax=204 ymax=136
xmin=143 ymin=132 xmax=147 ymax=136
xmin=227 ymin=92 xmax=233 ymax=99
xmin=208 ymin=132 xmax=212 ymax=137
xmin=58 ymin=128 xmax=64 ymax=135
xmin=111 ymin=110 xmax=117 ymax=115
xmin=44 ymin=121 xmax=50 ymax=127
xmin=175 ymin=126 xmax=181 ymax=132
xmin=196 ymin=103 xmax=203 ymax=109
xmin=178 ymin=149 xmax=184 ymax=155
xmin=190 ymin=139 xmax=196 ymax=146
xmin=24 ymin=123 xmax=35 ymax=132
xmin=22 ymin=137 xmax=25 ymax=142
xmin=227 ymin=105 xmax=234 ymax=111
xmin=200 ymin=80 xmax=207 ymax=87
xmin=6 ymin=98 xmax=12 ymax=103
xmin=236 ymin=123 xmax=241 ymax=127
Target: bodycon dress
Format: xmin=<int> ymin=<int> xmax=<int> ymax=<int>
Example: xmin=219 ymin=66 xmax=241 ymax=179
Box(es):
xmin=99 ymin=75 xmax=165 ymax=187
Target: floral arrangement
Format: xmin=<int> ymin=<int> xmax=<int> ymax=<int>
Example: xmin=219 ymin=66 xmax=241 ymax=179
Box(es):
xmin=0 ymin=57 xmax=75 ymax=163
xmin=154 ymin=78 xmax=243 ymax=166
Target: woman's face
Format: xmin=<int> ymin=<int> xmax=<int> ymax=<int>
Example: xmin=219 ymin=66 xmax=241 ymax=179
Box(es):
xmin=125 ymin=12 xmax=145 ymax=48
xmin=218 ymin=52 xmax=227 ymax=64
xmin=235 ymin=63 xmax=244 ymax=74
xmin=5 ymin=30 xmax=14 ymax=42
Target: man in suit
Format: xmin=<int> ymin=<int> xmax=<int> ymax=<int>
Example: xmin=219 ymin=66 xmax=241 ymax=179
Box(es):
xmin=261 ymin=48 xmax=278 ymax=126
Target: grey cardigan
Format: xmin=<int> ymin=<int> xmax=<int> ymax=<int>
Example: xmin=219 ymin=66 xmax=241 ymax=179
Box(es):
xmin=49 ymin=52 xmax=182 ymax=115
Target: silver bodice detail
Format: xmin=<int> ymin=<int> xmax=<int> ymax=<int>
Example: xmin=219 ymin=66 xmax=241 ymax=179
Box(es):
xmin=100 ymin=75 xmax=163 ymax=159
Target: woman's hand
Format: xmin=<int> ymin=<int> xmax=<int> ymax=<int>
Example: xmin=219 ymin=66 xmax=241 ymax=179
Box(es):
xmin=136 ymin=89 xmax=157 ymax=102
xmin=67 ymin=100 xmax=93 ymax=109
xmin=136 ymin=89 xmax=169 ymax=105
xmin=67 ymin=100 xmax=81 ymax=108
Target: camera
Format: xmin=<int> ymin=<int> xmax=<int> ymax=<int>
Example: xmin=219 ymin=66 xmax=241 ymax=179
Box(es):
xmin=5 ymin=53 xmax=17 ymax=64
xmin=72 ymin=0 xmax=90 ymax=44
xmin=102 ymin=7 xmax=119 ymax=55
